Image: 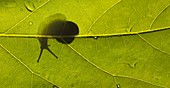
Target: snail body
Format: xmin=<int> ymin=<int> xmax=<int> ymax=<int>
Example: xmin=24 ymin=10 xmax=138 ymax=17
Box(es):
xmin=37 ymin=13 xmax=79 ymax=62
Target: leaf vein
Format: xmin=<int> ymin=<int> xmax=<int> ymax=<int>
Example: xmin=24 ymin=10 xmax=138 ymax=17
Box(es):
xmin=0 ymin=44 xmax=60 ymax=88
xmin=66 ymin=44 xmax=116 ymax=79
xmin=0 ymin=65 xmax=20 ymax=88
xmin=85 ymin=0 xmax=122 ymax=34
xmin=1 ymin=27 xmax=170 ymax=38
xmin=115 ymin=75 xmax=166 ymax=88
xmin=4 ymin=0 xmax=51 ymax=34
xmin=138 ymin=34 xmax=170 ymax=56
xmin=149 ymin=3 xmax=170 ymax=29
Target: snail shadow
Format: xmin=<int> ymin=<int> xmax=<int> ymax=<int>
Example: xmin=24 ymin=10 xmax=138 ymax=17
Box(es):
xmin=37 ymin=20 xmax=79 ymax=62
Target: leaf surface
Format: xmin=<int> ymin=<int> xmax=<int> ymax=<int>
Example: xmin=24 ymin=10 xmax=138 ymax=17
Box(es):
xmin=0 ymin=0 xmax=170 ymax=87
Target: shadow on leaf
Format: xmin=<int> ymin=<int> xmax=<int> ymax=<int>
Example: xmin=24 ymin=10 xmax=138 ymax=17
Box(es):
xmin=37 ymin=14 xmax=79 ymax=62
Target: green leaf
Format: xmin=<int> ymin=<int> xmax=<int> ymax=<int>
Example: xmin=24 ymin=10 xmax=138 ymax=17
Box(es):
xmin=0 ymin=0 xmax=170 ymax=88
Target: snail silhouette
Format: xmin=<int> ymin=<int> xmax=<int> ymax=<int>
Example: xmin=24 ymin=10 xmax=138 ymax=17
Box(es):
xmin=37 ymin=13 xmax=79 ymax=62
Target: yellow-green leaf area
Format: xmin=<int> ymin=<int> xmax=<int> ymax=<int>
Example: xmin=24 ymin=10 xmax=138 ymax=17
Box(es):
xmin=0 ymin=0 xmax=170 ymax=88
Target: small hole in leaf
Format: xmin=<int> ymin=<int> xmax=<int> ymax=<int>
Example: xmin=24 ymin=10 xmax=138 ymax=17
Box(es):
xmin=117 ymin=84 xmax=121 ymax=88
xmin=93 ymin=36 xmax=99 ymax=40
xmin=28 ymin=21 xmax=33 ymax=26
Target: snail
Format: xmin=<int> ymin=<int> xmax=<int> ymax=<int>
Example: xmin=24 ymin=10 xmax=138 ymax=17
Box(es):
xmin=37 ymin=13 xmax=79 ymax=62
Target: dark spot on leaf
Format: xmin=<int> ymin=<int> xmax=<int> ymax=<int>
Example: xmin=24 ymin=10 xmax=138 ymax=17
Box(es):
xmin=37 ymin=13 xmax=79 ymax=62
xmin=71 ymin=83 xmax=74 ymax=87
xmin=20 ymin=8 xmax=23 ymax=11
xmin=42 ymin=84 xmax=46 ymax=87
xmin=74 ymin=75 xmax=78 ymax=78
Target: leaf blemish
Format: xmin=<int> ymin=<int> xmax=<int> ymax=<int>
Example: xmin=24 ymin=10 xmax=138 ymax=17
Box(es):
xmin=53 ymin=85 xmax=59 ymax=88
xmin=28 ymin=21 xmax=33 ymax=26
xmin=117 ymin=84 xmax=121 ymax=88
xmin=93 ymin=36 xmax=99 ymax=40
xmin=20 ymin=8 xmax=23 ymax=11
xmin=71 ymin=83 xmax=74 ymax=87
xmin=42 ymin=84 xmax=46 ymax=87
xmin=37 ymin=13 xmax=79 ymax=62
xmin=24 ymin=1 xmax=35 ymax=12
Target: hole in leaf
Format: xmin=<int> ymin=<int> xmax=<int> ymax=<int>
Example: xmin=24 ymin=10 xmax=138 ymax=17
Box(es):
xmin=117 ymin=84 xmax=121 ymax=88
xmin=93 ymin=36 xmax=99 ymax=40
xmin=28 ymin=21 xmax=33 ymax=26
